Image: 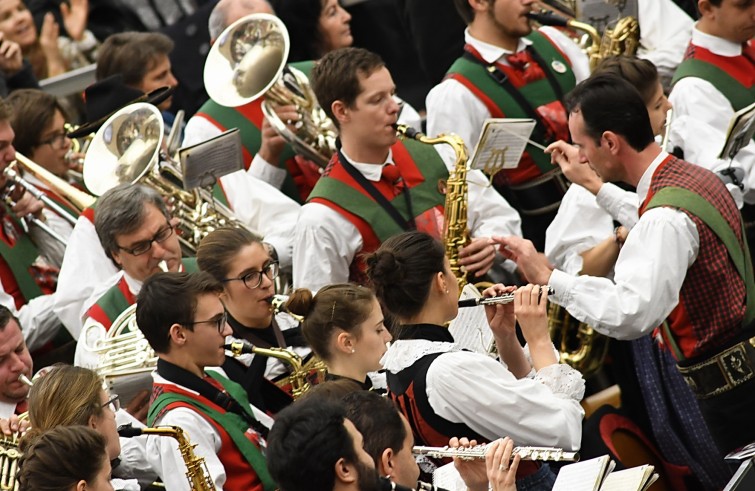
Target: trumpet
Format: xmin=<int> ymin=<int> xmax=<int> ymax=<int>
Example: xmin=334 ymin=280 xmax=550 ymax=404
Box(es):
xmin=458 ymin=286 xmax=554 ymax=308
xmin=412 ymin=444 xmax=580 ymax=462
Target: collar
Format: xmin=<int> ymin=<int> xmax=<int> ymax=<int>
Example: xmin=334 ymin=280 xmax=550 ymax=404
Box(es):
xmin=0 ymin=399 xmax=20 ymax=419
xmin=381 ymin=337 xmax=460 ymax=373
xmin=397 ymin=323 xmax=455 ymax=342
xmin=691 ymin=24 xmax=743 ymax=57
xmin=341 ymin=148 xmax=396 ymax=182
xmin=637 ymin=151 xmax=671 ymax=203
xmin=123 ymin=271 xmax=142 ymax=297
xmin=465 ymin=27 xmax=532 ymax=64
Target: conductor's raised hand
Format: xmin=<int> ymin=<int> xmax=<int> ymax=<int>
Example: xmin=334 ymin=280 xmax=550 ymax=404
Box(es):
xmin=492 ymin=236 xmax=553 ymax=285
xmin=546 ymin=140 xmax=602 ymax=194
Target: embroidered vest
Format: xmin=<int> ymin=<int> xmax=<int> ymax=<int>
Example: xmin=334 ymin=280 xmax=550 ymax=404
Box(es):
xmin=445 ymin=31 xmax=575 ymax=186
xmin=672 ymin=41 xmax=755 ymax=113
xmin=0 ymin=205 xmax=48 ymax=307
xmin=195 ymin=60 xmax=319 ymax=203
xmin=640 ymin=156 xmax=754 ymax=360
xmin=86 ymin=258 xmax=198 ymax=329
xmin=148 ymin=372 xmax=275 ymax=491
xmin=308 ymin=139 xmax=448 ymax=283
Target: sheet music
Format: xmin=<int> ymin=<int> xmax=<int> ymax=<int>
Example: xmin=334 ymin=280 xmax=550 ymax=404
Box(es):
xmin=448 ymin=284 xmax=494 ymax=355
xmin=600 ymin=465 xmax=655 ymax=491
xmin=432 ymin=462 xmax=467 ymax=491
xmin=719 ymin=101 xmax=755 ymax=160
xmin=107 ymin=372 xmax=153 ymax=408
xmin=179 ymin=128 xmax=244 ymax=189
xmin=469 ymin=118 xmax=537 ymax=175
xmin=552 ymin=455 xmax=614 ymax=491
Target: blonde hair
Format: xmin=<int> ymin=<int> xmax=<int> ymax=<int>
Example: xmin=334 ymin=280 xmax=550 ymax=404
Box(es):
xmin=28 ymin=365 xmax=104 ymax=432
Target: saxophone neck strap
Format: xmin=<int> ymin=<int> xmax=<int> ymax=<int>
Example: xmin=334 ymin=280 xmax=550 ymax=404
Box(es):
xmin=337 ymin=149 xmax=416 ymax=230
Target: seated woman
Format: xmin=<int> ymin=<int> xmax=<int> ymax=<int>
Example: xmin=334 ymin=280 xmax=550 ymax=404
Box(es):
xmin=196 ymin=226 xmax=315 ymax=412
xmin=366 ymin=231 xmax=585 ymax=490
xmin=26 ymin=365 xmax=155 ymax=490
xmin=286 ymin=283 xmax=391 ymax=391
xmin=18 ymin=425 xmax=112 ymax=491
xmin=272 ymin=0 xmax=352 ymax=63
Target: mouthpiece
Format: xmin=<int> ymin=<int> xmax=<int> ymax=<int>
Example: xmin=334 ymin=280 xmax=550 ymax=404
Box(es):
xmin=158 ymin=260 xmax=169 ymax=272
xmin=224 ymin=340 xmax=255 ymax=356
xmin=18 ymin=373 xmax=33 ymax=387
xmin=525 ymin=9 xmax=570 ymax=27
xmin=458 ymin=286 xmax=554 ymax=308
xmin=117 ymin=424 xmax=144 ymax=438
xmin=393 ymin=123 xmax=422 ymax=140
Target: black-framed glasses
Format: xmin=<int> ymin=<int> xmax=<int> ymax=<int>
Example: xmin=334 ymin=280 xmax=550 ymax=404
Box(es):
xmin=182 ymin=311 xmax=228 ymax=334
xmin=222 ymin=261 xmax=279 ymax=290
xmin=102 ymin=394 xmax=120 ymax=413
xmin=116 ymin=223 xmax=174 ymax=256
xmin=37 ymin=131 xmax=69 ymax=150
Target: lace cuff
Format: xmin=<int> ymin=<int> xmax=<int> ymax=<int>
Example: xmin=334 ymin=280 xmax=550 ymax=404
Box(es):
xmin=534 ymin=363 xmax=586 ymax=400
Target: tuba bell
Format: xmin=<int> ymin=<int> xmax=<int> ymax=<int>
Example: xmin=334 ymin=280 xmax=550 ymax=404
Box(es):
xmin=547 ymin=303 xmax=610 ymax=378
xmin=204 ymin=13 xmax=337 ymax=168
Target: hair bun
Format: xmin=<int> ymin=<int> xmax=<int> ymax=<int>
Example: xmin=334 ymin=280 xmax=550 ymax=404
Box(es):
xmin=285 ymin=289 xmax=314 ymax=319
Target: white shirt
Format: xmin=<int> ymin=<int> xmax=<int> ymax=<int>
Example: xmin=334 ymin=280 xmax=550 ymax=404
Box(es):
xmin=669 ymin=26 xmax=755 ymax=203
xmin=292 ymin=146 xmax=522 ymax=292
xmin=426 ymin=27 xmax=590 ymax=155
xmin=0 ymin=278 xmax=63 ymax=352
xmin=548 ymin=152 xmax=700 ymax=340
xmin=545 ymin=183 xmax=638 ymax=275
xmin=635 ymin=0 xmax=693 ymax=75
xmin=381 ymin=338 xmax=584 ymax=450
xmin=146 ymin=370 xmax=274 ymax=491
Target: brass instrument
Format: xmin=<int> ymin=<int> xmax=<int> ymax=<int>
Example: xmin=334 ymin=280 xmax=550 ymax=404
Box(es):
xmin=82 ymin=102 xmax=253 ymax=254
xmin=412 ymin=444 xmax=580 ymax=462
xmin=225 ymin=340 xmax=314 ymax=399
xmin=204 ymin=13 xmax=337 ymax=167
xmin=599 ymin=15 xmax=639 ymax=60
xmin=118 ymin=425 xmax=215 ymax=491
xmin=547 ymin=303 xmax=610 ymax=378
xmin=0 ymin=402 xmax=29 ymax=491
xmin=395 ymin=124 xmax=469 ymax=292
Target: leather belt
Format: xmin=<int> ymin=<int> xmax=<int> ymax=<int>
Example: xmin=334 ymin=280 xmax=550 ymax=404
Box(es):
xmin=678 ymin=336 xmax=755 ymax=399
xmin=505 ymin=169 xmax=569 ymax=216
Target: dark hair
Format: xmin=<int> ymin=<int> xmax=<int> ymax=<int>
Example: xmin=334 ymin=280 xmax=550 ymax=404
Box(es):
xmin=267 ymin=398 xmax=359 ymax=491
xmin=136 ymin=271 xmax=224 ymax=354
xmin=18 ymin=425 xmax=108 ymax=491
xmin=196 ymin=227 xmax=264 ymax=282
xmin=273 ymin=0 xmax=327 ymax=61
xmin=299 ymin=379 xmax=364 ymax=402
xmin=565 ymin=74 xmax=655 ymax=152
xmin=310 ymin=47 xmax=385 ymax=129
xmin=0 ymin=98 xmax=11 ymax=122
xmin=94 ymin=183 xmax=170 ymax=262
xmin=287 ymin=284 xmax=376 ymax=362
xmin=342 ymin=391 xmax=406 ymax=468
xmin=592 ymin=56 xmax=660 ymax=105
xmin=0 ymin=305 xmax=19 ymax=331
xmin=366 ymin=231 xmax=446 ymax=319
xmin=96 ymin=32 xmax=174 ymax=86
xmin=452 ymin=0 xmax=474 ymax=23
xmin=6 ymin=90 xmax=66 ymax=157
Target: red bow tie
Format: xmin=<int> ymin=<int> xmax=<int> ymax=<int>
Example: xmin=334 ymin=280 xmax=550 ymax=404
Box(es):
xmin=505 ymin=50 xmax=545 ymax=83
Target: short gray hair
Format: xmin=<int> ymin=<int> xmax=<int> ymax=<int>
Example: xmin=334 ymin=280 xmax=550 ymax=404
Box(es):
xmin=94 ymin=184 xmax=169 ymax=261
xmin=208 ymin=0 xmax=275 ymax=41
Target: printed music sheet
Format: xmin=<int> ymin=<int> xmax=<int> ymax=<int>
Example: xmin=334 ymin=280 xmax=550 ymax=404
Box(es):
xmin=179 ymin=128 xmax=244 ymax=189
xmin=552 ymin=455 xmax=615 ymax=491
xmin=719 ymin=101 xmax=755 ymax=160
xmin=600 ymin=465 xmax=658 ymax=491
xmin=449 ymin=284 xmax=495 ymax=356
xmin=469 ymin=118 xmax=536 ymax=175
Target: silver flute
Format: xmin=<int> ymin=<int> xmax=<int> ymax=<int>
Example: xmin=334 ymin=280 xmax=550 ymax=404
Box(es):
xmin=412 ymin=444 xmax=579 ymax=462
xmin=458 ymin=286 xmax=555 ymax=308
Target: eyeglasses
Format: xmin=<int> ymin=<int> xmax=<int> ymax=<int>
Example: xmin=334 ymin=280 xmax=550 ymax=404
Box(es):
xmin=222 ymin=261 xmax=279 ymax=290
xmin=102 ymin=394 xmax=120 ymax=413
xmin=182 ymin=311 xmax=228 ymax=334
xmin=37 ymin=131 xmax=69 ymax=150
xmin=116 ymin=223 xmax=174 ymax=256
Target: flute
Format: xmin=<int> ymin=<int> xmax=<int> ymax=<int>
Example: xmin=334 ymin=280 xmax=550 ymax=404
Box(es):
xmin=412 ymin=444 xmax=579 ymax=462
xmin=458 ymin=286 xmax=554 ymax=308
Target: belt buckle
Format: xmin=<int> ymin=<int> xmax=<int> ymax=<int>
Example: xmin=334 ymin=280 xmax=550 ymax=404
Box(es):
xmin=720 ymin=343 xmax=754 ymax=388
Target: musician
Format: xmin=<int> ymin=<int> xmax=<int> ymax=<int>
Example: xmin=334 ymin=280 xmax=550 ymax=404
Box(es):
xmin=267 ymin=398 xmax=382 ymax=491
xmin=366 ymin=231 xmax=584 ymax=490
xmin=424 ymin=0 xmax=589 ymax=250
xmin=74 ymin=183 xmax=191 ymax=372
xmin=286 ymin=284 xmax=391 ymax=391
xmin=0 ymin=305 xmax=32 ymax=418
xmin=196 ymin=227 xmax=315 ymax=412
xmin=18 ymin=426 xmax=114 ymax=491
xmin=498 ymin=74 xmax=755 ymax=455
xmin=137 ymin=271 xmax=275 ymax=491
xmin=297 ymin=47 xmax=521 ymax=292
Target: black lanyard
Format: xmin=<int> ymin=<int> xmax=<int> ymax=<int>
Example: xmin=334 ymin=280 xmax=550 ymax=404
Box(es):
xmin=337 ymin=150 xmax=416 ymax=230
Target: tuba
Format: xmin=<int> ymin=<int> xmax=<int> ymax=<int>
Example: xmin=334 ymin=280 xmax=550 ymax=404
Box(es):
xmin=0 ymin=411 xmax=26 ymax=491
xmin=82 ymin=102 xmax=254 ymax=254
xmin=547 ymin=303 xmax=610 ymax=378
xmin=204 ymin=13 xmax=337 ymax=168
xmin=395 ymin=124 xmax=470 ymax=292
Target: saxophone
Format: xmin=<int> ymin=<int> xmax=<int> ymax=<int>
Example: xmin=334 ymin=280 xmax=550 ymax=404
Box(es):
xmin=395 ymin=124 xmax=469 ymax=292
xmin=118 ymin=425 xmax=215 ymax=491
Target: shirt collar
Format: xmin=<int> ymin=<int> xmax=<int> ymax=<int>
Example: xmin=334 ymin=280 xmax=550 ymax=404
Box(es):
xmin=691 ymin=23 xmax=743 ymax=57
xmin=464 ymin=27 xmax=532 ymax=64
xmin=637 ymin=151 xmax=670 ymax=202
xmin=123 ymin=271 xmax=143 ymax=296
xmin=0 ymin=399 xmax=18 ymax=420
xmin=340 ymin=148 xmax=396 ymax=182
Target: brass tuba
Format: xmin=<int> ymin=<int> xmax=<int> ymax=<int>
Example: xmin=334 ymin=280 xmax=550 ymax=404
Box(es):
xmin=82 ymin=102 xmax=254 ymax=254
xmin=204 ymin=13 xmax=337 ymax=168
xmin=547 ymin=303 xmax=610 ymax=378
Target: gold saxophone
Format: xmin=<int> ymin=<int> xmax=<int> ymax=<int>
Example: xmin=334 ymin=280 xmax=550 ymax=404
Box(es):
xmin=395 ymin=124 xmax=469 ymax=292
xmin=118 ymin=425 xmax=215 ymax=491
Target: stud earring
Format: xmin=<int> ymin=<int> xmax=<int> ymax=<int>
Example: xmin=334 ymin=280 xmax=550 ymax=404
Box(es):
xmin=351 ymin=349 xmax=356 ymax=353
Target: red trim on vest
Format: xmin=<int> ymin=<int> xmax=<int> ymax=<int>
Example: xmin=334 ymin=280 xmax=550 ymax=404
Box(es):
xmin=85 ymin=276 xmax=136 ymax=330
xmin=684 ymin=43 xmax=755 ymax=88
xmin=153 ymin=382 xmax=265 ymax=491
xmin=0 ymin=258 xmax=24 ymax=309
xmin=82 ymin=207 xmax=95 ymax=224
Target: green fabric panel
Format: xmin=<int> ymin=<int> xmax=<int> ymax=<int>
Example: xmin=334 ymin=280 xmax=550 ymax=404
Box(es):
xmin=0 ymin=216 xmax=43 ymax=300
xmin=181 ymin=257 xmax=198 ymax=273
xmin=94 ymin=285 xmax=133 ymax=324
xmin=672 ymin=59 xmax=755 ymax=112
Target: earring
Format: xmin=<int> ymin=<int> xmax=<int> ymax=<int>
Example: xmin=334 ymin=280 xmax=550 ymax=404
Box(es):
xmin=445 ymin=289 xmax=449 ymax=294
xmin=351 ymin=349 xmax=356 ymax=353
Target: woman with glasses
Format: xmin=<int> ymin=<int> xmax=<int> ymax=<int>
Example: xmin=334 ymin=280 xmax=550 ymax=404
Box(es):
xmin=21 ymin=364 xmax=156 ymax=490
xmin=197 ymin=227 xmax=315 ymax=413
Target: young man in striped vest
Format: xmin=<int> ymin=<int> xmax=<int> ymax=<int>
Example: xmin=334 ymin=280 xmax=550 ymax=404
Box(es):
xmin=498 ymin=74 xmax=755 ymax=455
xmin=138 ymin=271 xmax=275 ymax=491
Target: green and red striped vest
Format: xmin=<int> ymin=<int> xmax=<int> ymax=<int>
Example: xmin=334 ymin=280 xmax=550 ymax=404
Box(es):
xmin=0 ymin=203 xmax=49 ymax=307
